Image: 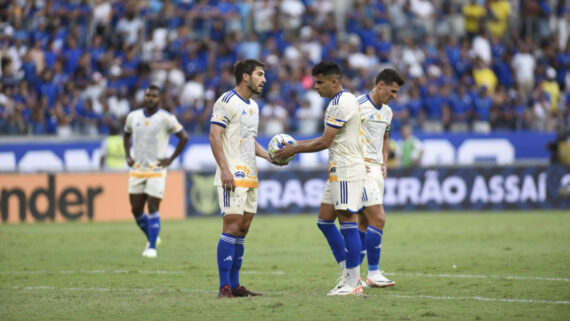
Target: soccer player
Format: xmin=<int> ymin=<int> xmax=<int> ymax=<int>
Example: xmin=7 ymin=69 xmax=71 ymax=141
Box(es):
xmin=273 ymin=61 xmax=366 ymax=296
xmin=210 ymin=59 xmax=283 ymax=298
xmin=357 ymin=68 xmax=404 ymax=287
xmin=123 ymin=84 xmax=189 ymax=258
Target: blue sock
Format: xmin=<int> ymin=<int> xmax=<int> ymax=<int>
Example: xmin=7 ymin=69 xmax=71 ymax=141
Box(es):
xmin=135 ymin=213 xmax=149 ymax=238
xmin=366 ymin=226 xmax=383 ymax=272
xmin=358 ymin=229 xmax=366 ymax=265
xmin=230 ymin=236 xmax=244 ymax=288
xmin=339 ymin=222 xmax=361 ymax=269
xmin=217 ymin=233 xmax=236 ymax=288
xmin=317 ymin=219 xmax=346 ymax=264
xmin=147 ymin=212 xmax=161 ymax=248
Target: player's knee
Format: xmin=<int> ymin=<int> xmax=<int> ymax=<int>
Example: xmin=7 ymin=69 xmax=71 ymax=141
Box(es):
xmin=131 ymin=208 xmax=144 ymax=217
xmin=239 ymin=222 xmax=251 ymax=235
xmin=148 ymin=204 xmax=159 ymax=213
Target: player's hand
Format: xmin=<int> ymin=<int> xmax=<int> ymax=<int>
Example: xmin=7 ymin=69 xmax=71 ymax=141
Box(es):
xmin=126 ymin=156 xmax=135 ymax=167
xmin=381 ymin=164 xmax=387 ymax=179
xmin=267 ymin=153 xmax=288 ymax=166
xmin=273 ymin=141 xmax=295 ymax=160
xmin=157 ymin=158 xmax=173 ymax=167
xmin=221 ymin=168 xmax=236 ymax=192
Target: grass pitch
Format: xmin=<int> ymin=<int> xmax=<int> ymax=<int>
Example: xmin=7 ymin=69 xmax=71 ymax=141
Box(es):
xmin=1 ymin=211 xmax=569 ymax=321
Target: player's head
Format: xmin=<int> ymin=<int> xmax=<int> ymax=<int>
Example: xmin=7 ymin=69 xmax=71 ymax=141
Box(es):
xmin=311 ymin=61 xmax=342 ymax=98
xmin=234 ymin=59 xmax=266 ymax=95
xmin=143 ymin=84 xmax=161 ymax=109
xmin=374 ymin=68 xmax=404 ymax=105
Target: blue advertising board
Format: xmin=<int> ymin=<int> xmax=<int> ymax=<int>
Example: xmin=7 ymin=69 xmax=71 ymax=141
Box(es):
xmin=185 ymin=165 xmax=570 ymax=216
xmin=0 ymin=132 xmax=558 ymax=172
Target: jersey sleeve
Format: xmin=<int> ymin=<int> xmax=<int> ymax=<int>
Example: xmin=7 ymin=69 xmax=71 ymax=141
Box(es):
xmin=124 ymin=112 xmax=133 ymax=133
xmin=210 ymin=100 xmax=232 ymax=128
xmin=326 ymin=98 xmax=355 ymax=128
xmin=167 ymin=113 xmax=184 ymax=134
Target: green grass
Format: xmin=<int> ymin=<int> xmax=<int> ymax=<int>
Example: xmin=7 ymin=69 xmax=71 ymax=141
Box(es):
xmin=1 ymin=211 xmax=569 ymax=321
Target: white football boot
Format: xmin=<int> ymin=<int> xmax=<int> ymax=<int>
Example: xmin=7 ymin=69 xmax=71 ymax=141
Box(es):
xmin=327 ymin=273 xmax=363 ymax=296
xmin=142 ymin=248 xmax=157 ymax=258
xmin=366 ymin=271 xmax=395 ymax=287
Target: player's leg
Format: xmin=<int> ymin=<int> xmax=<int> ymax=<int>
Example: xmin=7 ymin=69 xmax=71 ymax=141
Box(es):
xmin=362 ymin=168 xmax=395 ymax=287
xmin=146 ymin=196 xmax=162 ymax=251
xmin=129 ymin=176 xmax=149 ymax=239
xmin=130 ymin=193 xmax=148 ymax=237
xmin=327 ymin=180 xmax=364 ymax=296
xmin=140 ymin=176 xmax=166 ymax=258
xmin=216 ymin=187 xmax=251 ymax=298
xmin=217 ymin=213 xmax=240 ymax=298
xmin=230 ymin=187 xmax=262 ymax=297
xmin=317 ymin=181 xmax=346 ymax=271
xmin=357 ymin=214 xmax=369 ymax=265
xmin=337 ymin=211 xmax=362 ymax=291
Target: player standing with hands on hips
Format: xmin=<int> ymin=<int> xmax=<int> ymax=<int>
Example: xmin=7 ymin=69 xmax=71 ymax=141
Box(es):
xmin=209 ymin=59 xmax=285 ymax=298
xmin=274 ymin=61 xmax=366 ymax=296
xmin=123 ymin=84 xmax=189 ymax=258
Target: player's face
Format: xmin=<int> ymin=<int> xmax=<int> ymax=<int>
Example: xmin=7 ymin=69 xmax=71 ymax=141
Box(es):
xmin=247 ymin=67 xmax=266 ymax=95
xmin=313 ymin=74 xmax=335 ymax=98
xmin=376 ymin=81 xmax=401 ymax=104
xmin=143 ymin=89 xmax=160 ymax=109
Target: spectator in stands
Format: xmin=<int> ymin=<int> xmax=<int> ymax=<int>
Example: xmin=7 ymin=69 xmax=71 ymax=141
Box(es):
xmin=398 ymin=123 xmax=423 ymax=168
xmin=463 ymin=0 xmax=487 ymax=40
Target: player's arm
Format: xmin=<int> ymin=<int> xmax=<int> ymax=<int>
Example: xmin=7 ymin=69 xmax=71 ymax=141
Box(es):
xmin=255 ymin=141 xmax=287 ymax=166
xmin=123 ymin=131 xmax=134 ymax=167
xmin=382 ymin=131 xmax=389 ymax=178
xmin=158 ymin=129 xmax=189 ymax=167
xmin=209 ymin=123 xmax=235 ymax=191
xmin=273 ymin=125 xmax=338 ymax=160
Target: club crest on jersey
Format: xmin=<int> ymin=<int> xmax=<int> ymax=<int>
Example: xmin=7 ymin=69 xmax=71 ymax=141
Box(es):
xmin=234 ymin=171 xmax=246 ymax=178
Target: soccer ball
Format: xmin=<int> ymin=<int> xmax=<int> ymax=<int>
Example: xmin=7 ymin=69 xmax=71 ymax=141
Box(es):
xmin=268 ymin=134 xmax=296 ymax=164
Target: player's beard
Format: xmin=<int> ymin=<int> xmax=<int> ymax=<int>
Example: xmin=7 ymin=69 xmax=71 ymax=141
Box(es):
xmin=248 ymin=80 xmax=262 ymax=95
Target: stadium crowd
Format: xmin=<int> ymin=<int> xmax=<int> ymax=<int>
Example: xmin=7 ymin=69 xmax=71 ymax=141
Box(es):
xmin=0 ymin=0 xmax=568 ymax=137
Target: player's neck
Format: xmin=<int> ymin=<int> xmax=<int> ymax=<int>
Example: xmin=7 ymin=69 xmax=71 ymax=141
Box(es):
xmin=234 ymin=86 xmax=252 ymax=102
xmin=328 ymin=87 xmax=344 ymax=100
xmin=144 ymin=106 xmax=159 ymax=116
xmin=369 ymin=91 xmax=383 ymax=107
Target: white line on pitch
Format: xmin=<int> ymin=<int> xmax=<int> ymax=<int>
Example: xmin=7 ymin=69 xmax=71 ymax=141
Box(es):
xmin=1 ymin=270 xmax=568 ymax=282
xmin=383 ymin=272 xmax=570 ymax=282
xmin=4 ymin=286 xmax=569 ymax=305
xmin=386 ymin=294 xmax=570 ymax=305
xmin=0 ymin=270 xmax=183 ymax=275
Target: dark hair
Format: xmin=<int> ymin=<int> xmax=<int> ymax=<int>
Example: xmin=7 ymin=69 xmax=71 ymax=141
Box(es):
xmin=234 ymin=59 xmax=266 ymax=84
xmin=375 ymin=68 xmax=405 ymax=86
xmin=147 ymin=84 xmax=161 ymax=92
xmin=311 ymin=61 xmax=342 ymax=78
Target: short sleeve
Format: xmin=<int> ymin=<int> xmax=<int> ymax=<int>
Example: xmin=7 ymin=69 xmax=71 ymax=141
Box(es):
xmin=210 ymin=100 xmax=232 ymax=128
xmin=124 ymin=112 xmax=133 ymax=133
xmin=167 ymin=114 xmax=183 ymax=134
xmin=326 ymin=100 xmax=354 ymax=129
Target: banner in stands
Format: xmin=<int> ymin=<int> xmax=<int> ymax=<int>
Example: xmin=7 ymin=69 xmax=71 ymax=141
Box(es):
xmin=0 ymin=132 xmax=557 ymax=172
xmin=0 ymin=172 xmax=185 ymax=223
xmin=185 ymin=165 xmax=570 ymax=216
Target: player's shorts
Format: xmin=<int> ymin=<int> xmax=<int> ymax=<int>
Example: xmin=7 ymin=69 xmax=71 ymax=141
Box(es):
xmin=128 ymin=172 xmax=167 ymax=199
xmin=321 ymin=179 xmax=364 ymax=213
xmin=217 ymin=186 xmax=258 ymax=216
xmin=362 ymin=163 xmax=384 ymax=207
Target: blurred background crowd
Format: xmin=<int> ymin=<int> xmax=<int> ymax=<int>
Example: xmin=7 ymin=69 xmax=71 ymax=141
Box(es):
xmin=0 ymin=0 xmax=569 ymax=137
